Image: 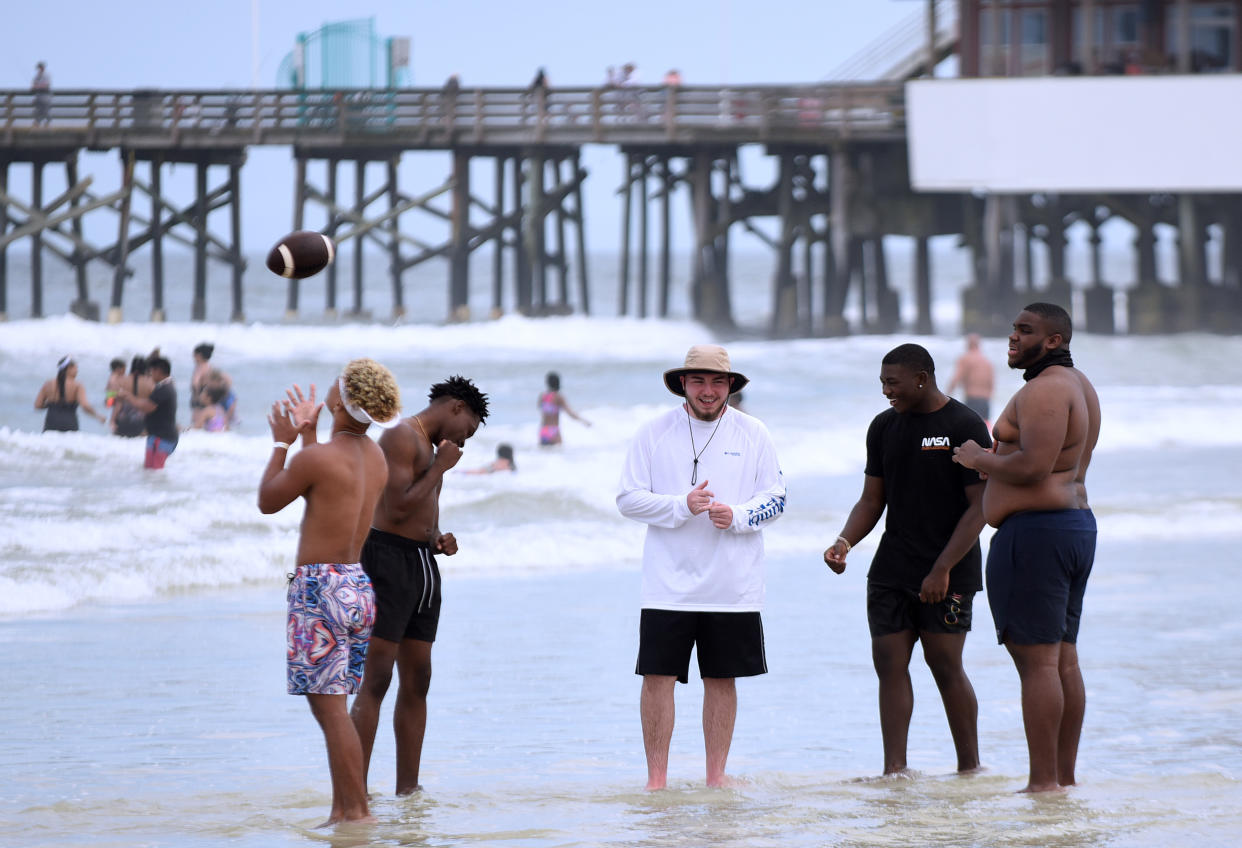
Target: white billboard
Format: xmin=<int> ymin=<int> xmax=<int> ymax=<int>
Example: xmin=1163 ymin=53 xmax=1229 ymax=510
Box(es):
xmin=906 ymin=75 xmax=1242 ymax=193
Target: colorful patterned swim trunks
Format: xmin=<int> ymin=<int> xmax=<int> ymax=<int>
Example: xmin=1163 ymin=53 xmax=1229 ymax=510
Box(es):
xmin=286 ymin=562 xmax=376 ymax=695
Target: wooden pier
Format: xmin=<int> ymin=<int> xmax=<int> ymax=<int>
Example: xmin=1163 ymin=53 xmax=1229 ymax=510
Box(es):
xmin=1 ymin=83 xmax=1238 ymax=333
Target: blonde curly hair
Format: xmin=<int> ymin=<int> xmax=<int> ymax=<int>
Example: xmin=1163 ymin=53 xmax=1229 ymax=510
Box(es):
xmin=340 ymin=358 xmax=401 ymax=424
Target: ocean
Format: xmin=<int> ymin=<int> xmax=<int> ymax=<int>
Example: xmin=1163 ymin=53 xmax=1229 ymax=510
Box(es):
xmin=1 ymin=249 xmax=1240 ymax=847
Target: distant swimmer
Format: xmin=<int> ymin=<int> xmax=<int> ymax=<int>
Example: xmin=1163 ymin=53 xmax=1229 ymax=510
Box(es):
xmin=258 ymin=358 xmax=401 ymax=827
xmin=34 ymin=356 xmax=107 ymax=432
xmin=953 ymin=303 xmax=1100 ymax=793
xmin=538 ymin=371 xmax=590 ymax=446
xmin=617 ymin=345 xmax=786 ymax=790
xmin=351 ymin=375 xmax=490 ymax=795
xmin=823 ymin=343 xmax=990 ymax=777
xmin=465 ymin=442 xmax=515 ymax=474
xmin=104 ymin=358 xmax=126 ymax=410
xmin=946 ymin=333 xmax=995 ymax=424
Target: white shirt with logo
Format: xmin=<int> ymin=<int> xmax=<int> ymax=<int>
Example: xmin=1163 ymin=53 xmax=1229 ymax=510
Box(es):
xmin=617 ymin=405 xmax=786 ymax=611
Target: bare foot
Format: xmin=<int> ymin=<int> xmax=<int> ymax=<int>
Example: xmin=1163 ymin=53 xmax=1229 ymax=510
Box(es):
xmin=1018 ymin=782 xmax=1067 ymax=794
xmin=645 ymin=779 xmax=667 ymax=791
xmin=706 ymin=774 xmax=746 ymax=788
xmin=315 ymin=814 xmax=378 ymax=828
xmin=396 ymin=784 xmax=424 ymax=796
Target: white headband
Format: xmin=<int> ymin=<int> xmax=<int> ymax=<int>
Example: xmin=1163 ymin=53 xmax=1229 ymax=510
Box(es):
xmin=57 ymin=356 xmax=75 ymax=371
xmin=338 ymin=376 xmax=401 ymax=429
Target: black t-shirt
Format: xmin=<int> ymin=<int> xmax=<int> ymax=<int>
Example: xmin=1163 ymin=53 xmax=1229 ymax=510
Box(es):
xmin=864 ymin=398 xmax=991 ymax=592
xmin=145 ymin=380 xmax=179 ymax=443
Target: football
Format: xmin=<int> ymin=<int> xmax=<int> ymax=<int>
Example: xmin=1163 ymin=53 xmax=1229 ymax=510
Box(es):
xmin=265 ymin=231 xmax=336 ymax=279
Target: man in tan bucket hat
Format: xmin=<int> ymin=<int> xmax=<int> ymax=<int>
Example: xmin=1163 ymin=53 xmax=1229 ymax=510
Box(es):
xmin=617 ymin=344 xmax=786 ymax=790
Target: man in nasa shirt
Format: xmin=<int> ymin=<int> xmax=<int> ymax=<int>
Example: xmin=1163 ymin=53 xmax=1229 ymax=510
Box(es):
xmin=823 ymin=343 xmax=991 ymax=777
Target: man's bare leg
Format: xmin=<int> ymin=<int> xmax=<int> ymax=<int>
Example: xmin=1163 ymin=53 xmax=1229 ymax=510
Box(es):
xmin=393 ymin=639 xmax=433 ymax=795
xmin=1006 ymin=641 xmax=1065 ymax=792
xmin=350 ymin=635 xmax=400 ymax=784
xmin=308 ymin=693 xmax=375 ymax=826
xmin=872 ymin=631 xmax=918 ymax=774
xmin=921 ymin=631 xmax=980 ymax=772
xmin=702 ymin=676 xmax=737 ymax=787
xmin=641 ymin=675 xmax=677 ymax=790
xmin=1056 ymin=642 xmax=1085 ymax=787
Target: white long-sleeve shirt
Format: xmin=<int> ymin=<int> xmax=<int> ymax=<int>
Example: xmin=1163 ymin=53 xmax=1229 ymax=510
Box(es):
xmin=617 ymin=405 xmax=786 ymax=611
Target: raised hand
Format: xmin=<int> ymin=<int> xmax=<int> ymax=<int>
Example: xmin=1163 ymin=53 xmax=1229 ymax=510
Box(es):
xmin=687 ymin=480 xmax=714 ymax=515
xmin=283 ymin=383 xmax=322 ymax=431
xmin=433 ymin=439 xmax=463 ymax=470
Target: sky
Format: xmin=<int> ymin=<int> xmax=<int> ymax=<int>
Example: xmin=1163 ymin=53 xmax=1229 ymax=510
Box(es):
xmin=1 ymin=1 xmax=929 ymax=263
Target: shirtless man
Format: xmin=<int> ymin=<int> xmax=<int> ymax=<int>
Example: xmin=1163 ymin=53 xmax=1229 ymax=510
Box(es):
xmin=952 ymin=303 xmax=1100 ymax=793
xmin=258 ymin=358 xmax=402 ymax=826
xmin=946 ymin=333 xmax=995 ymax=423
xmin=351 ymin=375 xmax=489 ymax=795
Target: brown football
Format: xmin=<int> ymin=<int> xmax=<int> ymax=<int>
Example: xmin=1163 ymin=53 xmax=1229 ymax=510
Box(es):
xmin=265 ymin=231 xmax=336 ymax=279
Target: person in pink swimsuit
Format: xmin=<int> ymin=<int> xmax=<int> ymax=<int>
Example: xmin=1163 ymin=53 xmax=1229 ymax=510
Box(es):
xmin=538 ymin=371 xmax=590 ymax=446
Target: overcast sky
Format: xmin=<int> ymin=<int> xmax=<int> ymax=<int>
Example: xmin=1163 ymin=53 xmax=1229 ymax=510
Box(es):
xmin=3 ymin=1 xmax=929 ymax=259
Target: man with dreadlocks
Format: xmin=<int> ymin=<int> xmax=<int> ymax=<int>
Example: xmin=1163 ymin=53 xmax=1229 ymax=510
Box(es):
xmin=351 ymin=375 xmax=489 ymax=795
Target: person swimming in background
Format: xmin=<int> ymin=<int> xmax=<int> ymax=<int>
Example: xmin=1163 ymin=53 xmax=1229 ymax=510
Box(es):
xmin=104 ymin=358 xmax=126 ymax=409
xmin=192 ymin=368 xmax=237 ymax=430
xmin=538 ymin=371 xmax=590 ymax=446
xmin=465 ymin=443 xmax=516 ymax=474
xmin=190 ymin=343 xmax=214 ymax=418
xmin=34 ymin=356 xmax=107 ymax=432
xmin=112 ymin=355 xmax=154 ymax=437
xmin=195 ymin=383 xmax=230 ymax=432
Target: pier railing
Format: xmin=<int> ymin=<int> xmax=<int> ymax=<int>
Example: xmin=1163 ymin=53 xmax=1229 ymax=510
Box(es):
xmin=0 ymin=84 xmax=906 ymax=148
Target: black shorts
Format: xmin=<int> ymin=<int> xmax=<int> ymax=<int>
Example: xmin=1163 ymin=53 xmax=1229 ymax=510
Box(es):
xmin=867 ymin=582 xmax=974 ymax=638
xmin=360 ymin=528 xmax=441 ymax=644
xmin=986 ymin=508 xmax=1096 ymax=645
xmin=636 ymin=609 xmax=767 ymax=684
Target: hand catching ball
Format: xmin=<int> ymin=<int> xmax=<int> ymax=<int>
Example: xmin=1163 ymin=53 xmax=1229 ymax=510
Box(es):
xmin=266 ymin=231 xmax=336 ymax=279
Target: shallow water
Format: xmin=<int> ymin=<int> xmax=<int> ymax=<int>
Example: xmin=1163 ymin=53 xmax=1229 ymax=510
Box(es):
xmin=2 ymin=265 xmax=1241 ymax=845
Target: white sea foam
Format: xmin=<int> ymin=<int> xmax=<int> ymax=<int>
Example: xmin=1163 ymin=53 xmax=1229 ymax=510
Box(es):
xmin=4 ymin=316 xmax=1242 ymax=615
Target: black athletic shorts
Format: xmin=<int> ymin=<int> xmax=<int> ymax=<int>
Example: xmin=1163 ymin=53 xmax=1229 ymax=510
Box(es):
xmin=867 ymin=582 xmax=974 ymax=638
xmin=360 ymin=528 xmax=441 ymax=644
xmin=635 ymin=609 xmax=767 ymax=684
xmin=986 ymin=508 xmax=1096 ymax=645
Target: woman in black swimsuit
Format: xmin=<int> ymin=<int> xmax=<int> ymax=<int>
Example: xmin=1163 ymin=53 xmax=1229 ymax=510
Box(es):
xmin=34 ymin=356 xmax=106 ymax=432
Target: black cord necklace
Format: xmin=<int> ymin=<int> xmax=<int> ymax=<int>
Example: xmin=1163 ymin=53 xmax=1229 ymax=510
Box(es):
xmin=687 ymin=406 xmax=726 ymax=485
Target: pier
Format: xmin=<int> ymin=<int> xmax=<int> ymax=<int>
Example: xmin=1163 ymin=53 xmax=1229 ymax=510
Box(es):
xmin=2 ymin=76 xmax=1239 ymax=333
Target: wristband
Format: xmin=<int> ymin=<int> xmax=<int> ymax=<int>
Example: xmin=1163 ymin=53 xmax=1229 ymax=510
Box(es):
xmin=836 ymin=535 xmax=852 ymax=553
xmin=273 ymin=441 xmax=290 ymax=451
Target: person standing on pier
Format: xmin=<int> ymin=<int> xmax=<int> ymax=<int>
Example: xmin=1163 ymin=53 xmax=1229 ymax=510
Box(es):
xmin=617 ymin=344 xmax=786 ymax=790
xmin=31 ymin=62 xmax=51 ymax=125
xmin=351 ymin=376 xmax=490 ymax=795
xmin=953 ymin=303 xmax=1100 ymax=793
xmin=258 ymin=359 xmax=401 ymax=827
xmin=823 ymin=343 xmax=989 ymax=777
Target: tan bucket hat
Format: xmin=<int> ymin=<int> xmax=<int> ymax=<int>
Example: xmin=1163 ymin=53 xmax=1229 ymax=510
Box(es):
xmin=662 ymin=344 xmax=749 ymax=397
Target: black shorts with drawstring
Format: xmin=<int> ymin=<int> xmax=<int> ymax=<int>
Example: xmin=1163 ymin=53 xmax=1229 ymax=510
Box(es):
xmin=866 ymin=582 xmax=974 ymax=638
xmin=361 ymin=528 xmax=441 ymax=643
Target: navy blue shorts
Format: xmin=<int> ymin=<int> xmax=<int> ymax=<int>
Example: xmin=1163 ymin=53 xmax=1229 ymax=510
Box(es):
xmin=986 ymin=509 xmax=1096 ymax=645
